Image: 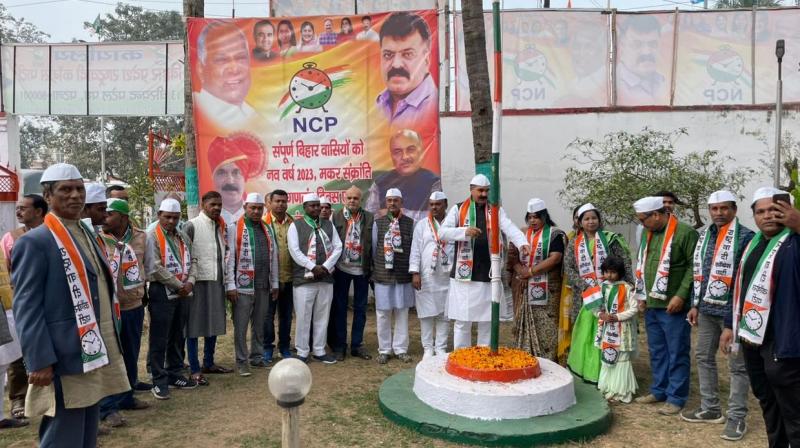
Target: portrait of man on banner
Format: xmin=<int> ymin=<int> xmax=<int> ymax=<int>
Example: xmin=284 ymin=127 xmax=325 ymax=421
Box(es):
xmin=616 ymin=15 xmax=669 ymax=106
xmin=207 ymin=134 xmax=267 ymax=224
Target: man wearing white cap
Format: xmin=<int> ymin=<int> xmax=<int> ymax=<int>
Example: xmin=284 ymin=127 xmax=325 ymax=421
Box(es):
xmin=82 ymin=182 xmax=108 ymax=235
xmin=410 ymin=191 xmax=454 ymax=358
xmin=97 ymin=199 xmax=151 ymax=428
xmin=184 ymin=191 xmax=237 ymax=384
xmin=287 ymin=193 xmax=342 ymax=363
xmin=439 ymin=174 xmax=529 ymax=348
xmin=329 ymin=186 xmax=374 ymax=361
xmin=226 ymin=193 xmax=278 ymax=376
xmin=320 ymin=195 xmax=333 ymax=221
xmin=12 ymin=163 xmax=129 ymax=446
xmin=632 ymin=196 xmax=698 ymax=415
xmin=682 ymin=191 xmax=754 ymax=441
xmin=372 ymin=188 xmax=416 ymax=363
xmin=145 ymin=198 xmax=199 ymax=399
xmin=720 ymin=187 xmax=800 ymax=448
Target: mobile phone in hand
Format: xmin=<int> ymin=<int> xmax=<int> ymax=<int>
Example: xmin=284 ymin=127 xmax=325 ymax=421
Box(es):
xmin=773 ymin=193 xmax=791 ymax=205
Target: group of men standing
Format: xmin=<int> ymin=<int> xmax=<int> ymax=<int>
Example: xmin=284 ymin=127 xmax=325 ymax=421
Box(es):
xmin=632 ymin=188 xmax=800 ymax=446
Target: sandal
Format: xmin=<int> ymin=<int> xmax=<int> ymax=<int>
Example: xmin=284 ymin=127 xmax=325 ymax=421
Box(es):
xmin=191 ymin=373 xmax=209 ymax=386
xmin=10 ymin=402 xmax=25 ymax=419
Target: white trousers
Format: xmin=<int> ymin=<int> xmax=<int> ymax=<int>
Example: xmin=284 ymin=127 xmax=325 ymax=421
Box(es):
xmin=293 ymin=283 xmax=333 ymax=358
xmin=376 ymin=308 xmax=409 ymax=355
xmin=453 ymin=320 xmax=491 ymax=349
xmin=420 ymin=313 xmax=450 ymax=355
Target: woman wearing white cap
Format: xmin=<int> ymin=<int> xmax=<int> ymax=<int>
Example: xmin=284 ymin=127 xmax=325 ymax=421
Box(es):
xmin=564 ymin=204 xmax=632 ymax=384
xmin=507 ymin=198 xmax=567 ymax=361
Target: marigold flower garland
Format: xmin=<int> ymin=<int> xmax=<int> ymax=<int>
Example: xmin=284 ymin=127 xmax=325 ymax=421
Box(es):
xmin=447 ymin=346 xmax=537 ymax=371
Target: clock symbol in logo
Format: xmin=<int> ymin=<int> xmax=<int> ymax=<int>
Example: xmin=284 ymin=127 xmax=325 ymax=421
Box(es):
xmin=708 ymin=280 xmax=728 ymax=298
xmin=81 ymin=329 xmax=103 ymax=356
xmin=289 ymin=62 xmax=333 ymax=113
xmin=529 ymin=285 xmax=545 ymax=301
xmin=743 ymin=309 xmax=763 ymax=331
xmin=125 ymin=265 xmax=140 ymax=283
xmin=656 ymin=276 xmax=669 ymax=293
xmin=602 ymin=347 xmax=619 ymax=364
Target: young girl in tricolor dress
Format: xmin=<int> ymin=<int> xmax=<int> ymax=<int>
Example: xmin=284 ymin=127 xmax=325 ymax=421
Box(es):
xmin=595 ymin=256 xmax=639 ymax=403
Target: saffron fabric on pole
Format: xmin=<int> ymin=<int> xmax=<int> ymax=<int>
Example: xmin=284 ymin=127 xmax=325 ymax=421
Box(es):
xmin=187 ymin=13 xmax=441 ymax=218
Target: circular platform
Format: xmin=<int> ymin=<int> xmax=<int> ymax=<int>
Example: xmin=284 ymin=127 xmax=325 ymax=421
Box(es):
xmin=414 ymin=355 xmax=574 ymax=420
xmin=380 ymin=369 xmax=612 ymax=447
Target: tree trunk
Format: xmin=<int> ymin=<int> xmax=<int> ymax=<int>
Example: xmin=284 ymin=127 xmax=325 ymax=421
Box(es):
xmin=461 ymin=0 xmax=493 ymax=165
xmin=183 ymin=0 xmax=203 ymax=218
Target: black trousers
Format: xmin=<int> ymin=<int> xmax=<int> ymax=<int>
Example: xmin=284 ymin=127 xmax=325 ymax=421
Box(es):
xmin=742 ymin=339 xmax=800 ymax=448
xmin=147 ymin=283 xmax=188 ymax=388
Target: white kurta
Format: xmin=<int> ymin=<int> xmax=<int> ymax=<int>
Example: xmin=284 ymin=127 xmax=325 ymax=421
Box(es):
xmin=438 ymin=204 xmax=528 ymax=322
xmin=409 ymin=217 xmax=455 ymax=318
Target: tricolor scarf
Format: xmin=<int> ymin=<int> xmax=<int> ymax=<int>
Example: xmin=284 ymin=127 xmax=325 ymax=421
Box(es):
xmin=342 ymin=208 xmax=363 ymax=265
xmin=693 ymin=218 xmax=739 ymax=306
xmin=235 ymin=217 xmax=272 ymax=294
xmin=454 ymin=199 xmax=492 ymax=281
xmin=575 ymin=230 xmax=610 ymax=309
xmin=635 ymin=214 xmax=678 ymax=301
xmin=383 ymin=211 xmax=403 ymax=269
xmin=524 ymin=224 xmax=552 ymax=306
xmin=45 ymin=213 xmax=118 ymax=373
xmin=731 ymin=228 xmax=790 ymax=346
xmin=155 ymin=224 xmax=191 ymax=283
xmin=594 ymin=282 xmax=628 ymax=365
xmin=427 ymin=213 xmax=449 ymax=271
xmin=100 ymin=226 xmax=144 ymax=291
xmin=303 ymin=214 xmax=332 ymax=278
xmin=263 ymin=212 xmax=289 ymax=243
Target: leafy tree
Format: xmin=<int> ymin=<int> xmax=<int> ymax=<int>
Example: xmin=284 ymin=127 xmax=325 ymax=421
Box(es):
xmin=0 ymin=4 xmax=49 ymax=43
xmin=126 ymin=161 xmax=156 ymax=224
xmin=714 ymin=0 xmax=782 ymax=8
xmin=559 ymin=128 xmax=755 ymax=228
xmin=83 ymin=4 xmax=183 ymax=41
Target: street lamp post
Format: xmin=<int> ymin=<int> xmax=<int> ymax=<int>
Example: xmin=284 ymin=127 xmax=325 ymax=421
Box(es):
xmin=774 ymin=39 xmax=785 ymax=188
xmin=268 ymin=358 xmax=313 ymax=448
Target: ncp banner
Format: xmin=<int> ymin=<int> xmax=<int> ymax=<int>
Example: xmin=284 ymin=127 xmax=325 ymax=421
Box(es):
xmin=674 ymin=11 xmax=753 ymax=106
xmin=615 ymin=13 xmax=675 ymax=107
xmin=454 ymin=10 xmax=610 ymax=111
xmin=753 ymin=9 xmax=800 ymax=104
xmin=187 ymin=11 xmax=441 ymax=222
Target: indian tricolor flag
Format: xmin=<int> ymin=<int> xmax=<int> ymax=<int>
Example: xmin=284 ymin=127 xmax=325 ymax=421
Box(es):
xmin=278 ymin=65 xmax=353 ymax=119
xmin=582 ymin=285 xmax=603 ymax=310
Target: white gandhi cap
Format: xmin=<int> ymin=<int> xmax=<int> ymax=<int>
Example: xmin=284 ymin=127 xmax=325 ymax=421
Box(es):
xmin=40 ymin=163 xmax=82 ymax=183
xmin=385 ymin=188 xmax=402 ymax=198
xmin=577 ymin=203 xmax=597 ymax=218
xmin=527 ymin=198 xmax=546 ymax=214
xmin=634 ymin=196 xmax=665 ymax=213
xmin=302 ymin=193 xmax=320 ymax=203
xmin=751 ymin=186 xmax=790 ymax=205
xmin=84 ymin=183 xmax=107 ymax=204
xmin=320 ymin=195 xmax=332 ymax=205
xmin=429 ymin=191 xmax=447 ymax=201
xmin=159 ymin=198 xmax=182 ymax=213
xmin=707 ymin=190 xmax=737 ymax=205
xmin=469 ymin=174 xmax=490 ymax=187
xmin=245 ymin=192 xmax=265 ymax=205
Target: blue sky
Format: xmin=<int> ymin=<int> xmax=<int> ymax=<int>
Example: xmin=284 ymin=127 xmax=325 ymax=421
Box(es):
xmin=5 ymin=0 xmax=712 ymax=43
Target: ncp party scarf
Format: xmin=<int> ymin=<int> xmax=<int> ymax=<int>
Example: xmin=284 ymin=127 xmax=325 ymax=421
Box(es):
xmin=342 ymin=208 xmax=363 ymax=265
xmin=303 ymin=214 xmax=332 ymax=278
xmin=383 ymin=211 xmax=403 ymax=269
xmin=635 ymin=214 xmax=678 ymax=301
xmin=525 ymin=224 xmax=551 ymax=306
xmin=235 ymin=217 xmax=271 ymax=294
xmin=100 ymin=226 xmax=144 ymax=291
xmin=693 ymin=218 xmax=739 ymax=306
xmin=454 ymin=199 xmax=492 ymax=281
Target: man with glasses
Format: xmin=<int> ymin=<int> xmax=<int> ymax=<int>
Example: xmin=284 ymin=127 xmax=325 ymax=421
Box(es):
xmin=632 ymin=196 xmax=698 ymax=416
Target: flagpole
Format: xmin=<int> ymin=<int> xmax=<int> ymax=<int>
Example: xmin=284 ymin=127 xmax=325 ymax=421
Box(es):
xmin=489 ymin=0 xmax=502 ymax=354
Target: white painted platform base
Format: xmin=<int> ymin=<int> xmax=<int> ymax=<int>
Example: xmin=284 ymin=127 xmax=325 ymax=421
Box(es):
xmin=412 ymin=355 xmax=576 ymax=421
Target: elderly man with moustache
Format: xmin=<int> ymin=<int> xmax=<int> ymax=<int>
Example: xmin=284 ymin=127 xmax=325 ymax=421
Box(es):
xmin=372 ymin=188 xmax=416 ymax=364
xmin=13 ymin=163 xmax=129 ymax=447
xmin=632 ymin=196 xmax=699 ymax=416
xmin=721 ymin=188 xmax=800 ymax=448
xmin=410 ymin=191 xmax=454 ymax=359
xmin=227 ymin=193 xmax=278 ymax=376
xmin=329 ymin=186 xmax=374 ymax=361
xmin=287 ymin=193 xmax=342 ymax=364
xmin=438 ymin=174 xmax=529 ymax=349
xmin=682 ymin=190 xmax=754 ymax=442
